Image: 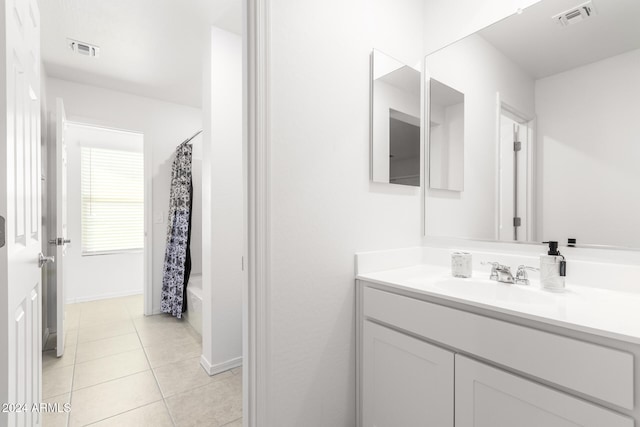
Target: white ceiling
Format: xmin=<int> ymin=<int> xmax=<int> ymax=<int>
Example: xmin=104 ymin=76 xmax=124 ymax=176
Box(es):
xmin=479 ymin=0 xmax=640 ymax=79
xmin=39 ymin=0 xmax=242 ymax=108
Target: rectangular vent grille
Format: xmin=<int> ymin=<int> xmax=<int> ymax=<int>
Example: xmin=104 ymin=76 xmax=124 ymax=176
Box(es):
xmin=552 ymin=1 xmax=596 ymax=27
xmin=67 ymin=38 xmax=100 ymax=58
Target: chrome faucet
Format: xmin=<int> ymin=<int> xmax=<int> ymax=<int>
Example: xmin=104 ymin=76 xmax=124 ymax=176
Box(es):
xmin=515 ymin=265 xmax=539 ymax=286
xmin=481 ymin=261 xmax=515 ymax=284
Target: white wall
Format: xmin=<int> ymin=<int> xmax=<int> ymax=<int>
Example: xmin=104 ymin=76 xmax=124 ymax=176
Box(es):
xmin=535 ymin=48 xmax=640 ymax=248
xmin=201 ymin=26 xmax=243 ymax=373
xmin=46 ymin=78 xmax=202 ymax=310
xmin=62 ymin=124 xmax=144 ymax=303
xmin=268 ymin=0 xmax=427 ymax=424
xmin=425 ymin=33 xmax=535 ymax=240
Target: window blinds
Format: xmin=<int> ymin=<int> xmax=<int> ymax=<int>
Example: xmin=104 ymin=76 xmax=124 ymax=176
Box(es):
xmin=80 ymin=147 xmax=144 ymax=255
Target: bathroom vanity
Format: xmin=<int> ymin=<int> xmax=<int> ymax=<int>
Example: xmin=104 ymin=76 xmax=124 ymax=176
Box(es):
xmin=356 ymin=248 xmax=640 ymax=427
xmin=361 ymin=0 xmax=640 ymax=424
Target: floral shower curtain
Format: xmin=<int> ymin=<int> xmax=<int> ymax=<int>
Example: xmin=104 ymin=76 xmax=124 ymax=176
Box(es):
xmin=161 ymin=141 xmax=193 ymax=318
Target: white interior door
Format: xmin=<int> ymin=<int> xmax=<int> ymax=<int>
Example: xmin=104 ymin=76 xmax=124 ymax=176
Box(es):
xmin=55 ymin=98 xmax=68 ymax=357
xmin=0 ymin=0 xmax=44 ymax=425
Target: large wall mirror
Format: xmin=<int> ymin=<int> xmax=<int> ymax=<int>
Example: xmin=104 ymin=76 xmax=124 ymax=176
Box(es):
xmin=371 ymin=49 xmax=421 ymax=187
xmin=424 ymin=0 xmax=640 ymax=249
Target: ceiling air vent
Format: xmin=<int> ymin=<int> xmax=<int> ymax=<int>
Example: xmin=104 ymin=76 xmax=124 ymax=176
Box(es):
xmin=552 ymin=1 xmax=597 ymax=27
xmin=67 ymin=39 xmax=100 ymax=58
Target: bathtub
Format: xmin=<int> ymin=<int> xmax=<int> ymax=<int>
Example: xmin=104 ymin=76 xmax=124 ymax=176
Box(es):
xmin=185 ymin=274 xmax=203 ymax=337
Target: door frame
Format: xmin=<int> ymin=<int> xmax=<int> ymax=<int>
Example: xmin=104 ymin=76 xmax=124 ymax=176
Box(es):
xmin=494 ymin=93 xmax=535 ymax=242
xmin=62 ymin=120 xmax=151 ymax=313
xmin=245 ymin=0 xmax=271 ymax=425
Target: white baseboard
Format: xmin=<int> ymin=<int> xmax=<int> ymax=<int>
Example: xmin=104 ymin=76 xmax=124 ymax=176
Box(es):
xmin=66 ymin=289 xmax=143 ymax=304
xmin=200 ymin=354 xmax=242 ymax=376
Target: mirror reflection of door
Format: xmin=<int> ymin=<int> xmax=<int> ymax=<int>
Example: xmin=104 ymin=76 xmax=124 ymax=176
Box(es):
xmin=429 ymin=79 xmax=464 ymax=191
xmin=498 ymin=107 xmax=532 ymax=242
xmin=371 ymin=49 xmax=421 ymax=187
xmin=389 ymin=109 xmax=420 ymax=186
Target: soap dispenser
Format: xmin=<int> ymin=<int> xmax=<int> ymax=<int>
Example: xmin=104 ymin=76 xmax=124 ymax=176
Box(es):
xmin=540 ymin=241 xmax=566 ymax=292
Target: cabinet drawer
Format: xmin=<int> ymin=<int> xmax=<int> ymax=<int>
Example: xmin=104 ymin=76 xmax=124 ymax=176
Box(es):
xmin=363 ymin=286 xmax=634 ymax=409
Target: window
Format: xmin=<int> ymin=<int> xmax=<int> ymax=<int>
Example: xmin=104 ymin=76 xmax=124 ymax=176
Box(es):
xmin=81 ymin=146 xmax=144 ymax=255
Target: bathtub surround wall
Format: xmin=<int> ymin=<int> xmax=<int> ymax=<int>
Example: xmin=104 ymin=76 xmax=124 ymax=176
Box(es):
xmin=45 ymin=78 xmax=202 ymax=309
xmin=201 ymin=26 xmax=243 ymax=374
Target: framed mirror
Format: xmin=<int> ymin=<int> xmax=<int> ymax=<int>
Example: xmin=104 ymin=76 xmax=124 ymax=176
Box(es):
xmin=424 ymin=0 xmax=640 ymax=249
xmin=429 ymin=78 xmax=464 ymax=191
xmin=371 ymin=49 xmax=421 ymax=187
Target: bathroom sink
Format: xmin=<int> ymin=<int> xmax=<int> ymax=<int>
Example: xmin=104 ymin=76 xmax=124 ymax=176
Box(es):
xmin=432 ymin=277 xmax=555 ymax=306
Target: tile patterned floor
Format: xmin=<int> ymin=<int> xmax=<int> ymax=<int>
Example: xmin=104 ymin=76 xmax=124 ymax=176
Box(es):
xmin=41 ymin=295 xmax=242 ymax=427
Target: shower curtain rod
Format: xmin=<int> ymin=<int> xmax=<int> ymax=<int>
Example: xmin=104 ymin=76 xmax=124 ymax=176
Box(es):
xmin=180 ymin=129 xmax=203 ymax=146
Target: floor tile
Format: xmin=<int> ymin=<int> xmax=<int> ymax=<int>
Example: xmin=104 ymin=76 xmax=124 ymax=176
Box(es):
xmin=65 ymin=329 xmax=79 ymax=347
xmin=165 ymin=376 xmax=242 ymax=427
xmin=75 ymin=333 xmax=141 ymax=363
xmin=87 ymin=400 xmax=173 ymax=427
xmin=65 ymin=312 xmax=81 ymax=329
xmin=137 ymin=324 xmax=200 ymax=348
xmin=80 ymin=308 xmax=131 ymax=327
xmin=42 ymin=296 xmax=239 ymax=426
xmin=144 ymin=340 xmax=202 ymax=368
xmin=41 ymin=392 xmax=70 ymax=427
xmin=153 ymin=356 xmax=233 ymax=398
xmin=133 ymin=314 xmax=189 ymax=330
xmin=43 ymin=365 xmax=74 ymax=399
xmin=42 ymin=345 xmax=76 ymax=371
xmin=73 ymin=349 xmax=149 ymax=390
xmin=65 ymin=304 xmax=82 ymax=319
xmin=69 ymin=371 xmax=162 ymax=426
xmin=77 ymin=319 xmax=136 ymax=343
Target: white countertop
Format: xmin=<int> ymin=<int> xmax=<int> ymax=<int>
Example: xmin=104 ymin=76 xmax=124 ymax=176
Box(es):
xmin=358 ymin=264 xmax=640 ymax=345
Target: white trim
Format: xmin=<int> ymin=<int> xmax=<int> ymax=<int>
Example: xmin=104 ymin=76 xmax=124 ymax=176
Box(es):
xmin=494 ymin=92 xmax=502 ymax=241
xmin=144 ymin=130 xmax=153 ymax=316
xmin=65 ymin=289 xmax=142 ymax=305
xmin=245 ymin=0 xmax=270 ymax=426
xmin=200 ymin=354 xmax=243 ymax=376
xmin=420 ymin=63 xmax=431 ymax=238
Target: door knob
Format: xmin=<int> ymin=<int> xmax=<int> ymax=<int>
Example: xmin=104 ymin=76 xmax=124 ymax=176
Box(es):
xmin=38 ymin=253 xmax=55 ymax=268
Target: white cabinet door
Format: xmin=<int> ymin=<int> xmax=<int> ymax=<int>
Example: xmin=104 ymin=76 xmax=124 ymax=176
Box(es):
xmin=362 ymin=320 xmax=454 ymax=427
xmin=455 ymin=355 xmax=633 ymax=427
